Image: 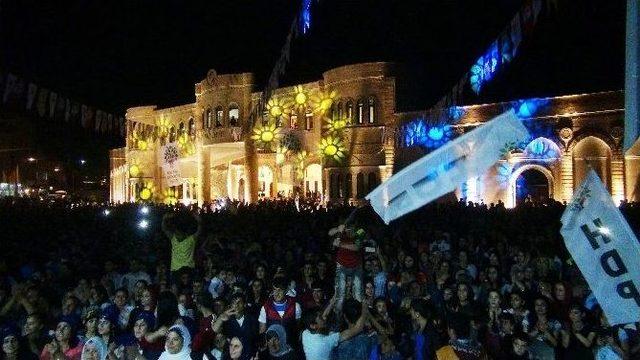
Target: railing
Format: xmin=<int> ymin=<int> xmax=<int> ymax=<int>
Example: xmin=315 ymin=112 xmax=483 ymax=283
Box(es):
xmin=200 ymin=127 xmax=244 ymax=144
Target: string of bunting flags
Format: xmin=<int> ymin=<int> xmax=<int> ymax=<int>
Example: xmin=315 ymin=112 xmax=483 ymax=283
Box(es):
xmin=0 ymin=70 xmax=125 ymax=138
xmin=421 ymin=0 xmax=547 ymax=127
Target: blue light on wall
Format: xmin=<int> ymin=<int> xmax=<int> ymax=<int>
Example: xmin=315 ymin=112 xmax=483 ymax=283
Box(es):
xmin=404 ymin=119 xmax=454 ymax=150
xmin=496 ymin=162 xmax=514 ymax=189
xmin=510 ymin=98 xmax=550 ymax=119
xmin=524 ymin=137 xmax=561 ymax=160
xmin=448 ymin=106 xmax=465 ymax=121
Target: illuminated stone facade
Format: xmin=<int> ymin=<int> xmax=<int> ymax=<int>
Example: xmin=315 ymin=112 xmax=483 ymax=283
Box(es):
xmin=109 ymin=62 xmax=640 ymax=206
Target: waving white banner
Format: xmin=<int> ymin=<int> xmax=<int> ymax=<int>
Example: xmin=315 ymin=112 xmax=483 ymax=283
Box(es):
xmin=366 ymin=110 xmax=528 ymax=224
xmin=561 ymin=170 xmax=640 ymax=325
xmin=162 ymin=143 xmax=182 ymax=187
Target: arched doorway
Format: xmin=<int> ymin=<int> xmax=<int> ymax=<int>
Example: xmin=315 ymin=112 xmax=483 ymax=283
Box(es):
xmin=304 ymin=164 xmax=323 ymax=197
xmin=515 ymin=169 xmax=550 ymax=204
xmin=258 ymin=165 xmax=274 ymax=198
xmin=572 ymin=136 xmax=612 ymax=191
xmin=507 ymin=165 xmax=554 ymax=207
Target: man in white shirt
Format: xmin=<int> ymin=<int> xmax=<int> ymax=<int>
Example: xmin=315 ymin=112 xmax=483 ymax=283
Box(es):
xmin=301 ymin=300 xmax=368 ymax=360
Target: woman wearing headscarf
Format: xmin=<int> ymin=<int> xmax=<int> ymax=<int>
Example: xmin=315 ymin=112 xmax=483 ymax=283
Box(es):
xmin=158 ymin=325 xmax=193 ymax=360
xmin=261 ymin=325 xmax=294 ymax=360
xmin=221 ymin=337 xmax=255 ymax=360
xmin=80 ymin=337 xmax=107 ymax=360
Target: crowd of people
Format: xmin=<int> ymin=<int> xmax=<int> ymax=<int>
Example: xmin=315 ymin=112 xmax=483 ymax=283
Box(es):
xmin=1 ymin=196 xmax=639 ymax=360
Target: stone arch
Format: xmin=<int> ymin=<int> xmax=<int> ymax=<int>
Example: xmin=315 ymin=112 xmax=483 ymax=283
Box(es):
xmin=572 ymin=135 xmax=612 ymax=191
xmin=507 ymin=164 xmax=554 ymax=208
xmin=258 ymin=165 xmax=275 ymax=198
xmin=304 ymin=163 xmax=323 ymax=196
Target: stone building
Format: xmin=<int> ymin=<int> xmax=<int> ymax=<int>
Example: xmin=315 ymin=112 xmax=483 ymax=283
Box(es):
xmin=109 ymin=62 xmax=640 ymax=206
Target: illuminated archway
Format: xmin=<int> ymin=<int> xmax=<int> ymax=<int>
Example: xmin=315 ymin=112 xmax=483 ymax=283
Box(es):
xmin=304 ymin=163 xmax=323 ymax=196
xmin=572 ymin=136 xmax=612 ymax=191
xmin=258 ymin=165 xmax=274 ymax=198
xmin=507 ymin=164 xmax=554 ymax=208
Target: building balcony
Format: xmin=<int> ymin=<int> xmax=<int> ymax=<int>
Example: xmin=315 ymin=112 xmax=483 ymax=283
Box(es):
xmin=200 ymin=127 xmax=244 ymax=145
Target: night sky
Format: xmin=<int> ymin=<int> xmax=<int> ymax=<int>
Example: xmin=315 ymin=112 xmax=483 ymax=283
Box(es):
xmin=0 ymin=0 xmax=626 ymax=175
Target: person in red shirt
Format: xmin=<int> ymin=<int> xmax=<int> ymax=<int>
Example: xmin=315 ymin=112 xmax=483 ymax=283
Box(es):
xmin=330 ymin=224 xmax=365 ymax=315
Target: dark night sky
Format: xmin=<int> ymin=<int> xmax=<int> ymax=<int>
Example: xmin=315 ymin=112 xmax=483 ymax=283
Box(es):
xmin=1 ymin=0 xmax=626 ymax=113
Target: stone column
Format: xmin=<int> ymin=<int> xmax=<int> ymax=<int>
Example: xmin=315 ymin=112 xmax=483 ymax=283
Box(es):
xmin=560 ymin=152 xmax=574 ymax=202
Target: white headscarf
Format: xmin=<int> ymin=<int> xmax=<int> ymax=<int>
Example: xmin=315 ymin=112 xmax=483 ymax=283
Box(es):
xmin=81 ymin=337 xmax=108 ymax=360
xmin=159 ymin=324 xmax=191 ymax=360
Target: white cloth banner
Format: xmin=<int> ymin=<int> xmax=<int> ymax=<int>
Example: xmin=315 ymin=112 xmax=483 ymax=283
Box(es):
xmin=560 ymin=170 xmax=640 ymax=325
xmin=162 ymin=143 xmax=182 ymax=187
xmin=366 ymin=110 xmax=528 ymax=224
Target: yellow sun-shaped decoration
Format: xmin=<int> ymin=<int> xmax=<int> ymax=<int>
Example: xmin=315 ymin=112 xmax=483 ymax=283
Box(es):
xmin=155 ymin=118 xmax=170 ymax=138
xmin=319 ymin=136 xmax=347 ymax=162
xmin=251 ymin=122 xmax=282 ymax=149
xmin=163 ymin=188 xmax=178 ymax=206
xmin=324 ymin=116 xmax=351 ymax=134
xmin=275 ymin=145 xmax=289 ymax=166
xmin=266 ymin=97 xmax=291 ymax=120
xmin=311 ymin=90 xmax=337 ymax=115
xmin=292 ymin=85 xmax=309 ymax=112
xmin=136 ymin=139 xmax=150 ymax=151
xmin=128 ymin=160 xmax=143 ymax=177
xmin=176 ymin=134 xmax=196 ymax=156
xmin=138 ymin=181 xmax=155 ymax=201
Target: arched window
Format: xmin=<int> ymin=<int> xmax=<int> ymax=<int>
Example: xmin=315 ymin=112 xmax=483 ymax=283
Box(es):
xmin=290 ymin=114 xmax=299 ymax=129
xmin=169 ymin=126 xmax=176 ymax=143
xmin=228 ymin=103 xmax=239 ymax=126
xmin=345 ymin=173 xmax=353 ymax=198
xmin=188 ymin=117 xmax=195 ymax=137
xmin=178 ymin=122 xmax=185 ymax=138
xmin=356 ymin=173 xmax=365 ymax=199
xmin=215 ymin=106 xmax=223 ymax=127
xmin=367 ymin=172 xmax=379 ymax=192
xmin=206 ymin=108 xmax=213 ymax=129
xmin=337 ymin=173 xmax=343 ymax=198
xmin=305 ymin=111 xmax=314 ymax=130
xmin=337 ymin=102 xmax=344 ymax=119
xmin=357 ymin=100 xmax=364 ymax=124
xmin=346 ymin=101 xmax=354 ymax=121
xmin=368 ymin=97 xmax=376 ymax=124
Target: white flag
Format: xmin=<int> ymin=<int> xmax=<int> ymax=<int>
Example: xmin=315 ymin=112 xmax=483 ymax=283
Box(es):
xmin=560 ymin=170 xmax=640 ymax=325
xmin=366 ymin=110 xmax=528 ymax=224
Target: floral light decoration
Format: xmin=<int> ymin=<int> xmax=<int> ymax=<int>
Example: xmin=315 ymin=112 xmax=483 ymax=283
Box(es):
xmin=251 ymin=121 xmax=282 ymax=149
xmin=292 ymin=85 xmax=309 ymax=112
xmin=324 ymin=116 xmax=351 ymax=134
xmin=155 ymin=118 xmax=170 ymax=139
xmin=266 ymin=97 xmax=291 ymax=121
xmin=275 ymin=145 xmax=289 ymax=166
xmin=130 ymin=128 xmax=152 ymax=151
xmin=495 ymin=162 xmax=514 ymax=189
xmin=318 ymin=136 xmax=347 ymax=163
xmin=162 ymin=188 xmax=178 ymax=206
xmin=177 ymin=134 xmax=196 ymax=156
xmin=128 ymin=160 xmax=142 ymax=178
xmin=138 ymin=181 xmax=155 ymax=201
xmin=311 ymin=90 xmax=337 ymax=115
